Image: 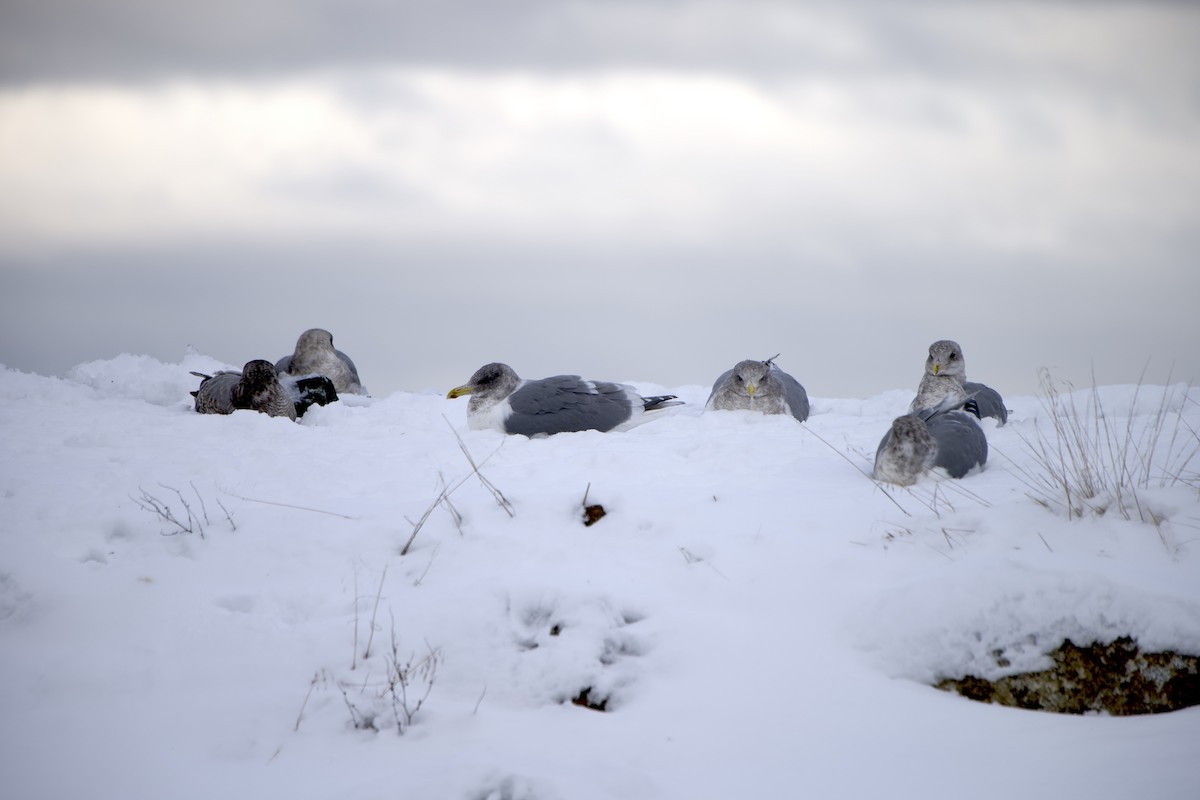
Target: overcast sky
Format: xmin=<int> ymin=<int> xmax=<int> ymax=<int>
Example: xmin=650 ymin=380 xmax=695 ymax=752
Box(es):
xmin=2 ymin=0 xmax=1197 ymax=399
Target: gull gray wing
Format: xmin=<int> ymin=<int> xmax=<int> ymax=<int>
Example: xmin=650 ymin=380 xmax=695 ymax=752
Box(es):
xmin=705 ymin=369 xmax=735 ymax=408
xmin=335 ymin=349 xmax=361 ymax=384
xmin=504 ymin=375 xmax=635 ymax=435
xmin=963 ymin=381 xmax=1007 ymax=425
xmin=922 ymin=408 xmax=988 ymax=478
xmin=775 ymin=368 xmax=810 ymax=422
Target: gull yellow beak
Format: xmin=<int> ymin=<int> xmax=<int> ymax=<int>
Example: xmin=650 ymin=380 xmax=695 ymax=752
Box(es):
xmin=746 ymin=383 xmax=757 ymax=398
xmin=447 ymin=384 xmax=473 ymax=399
xmin=932 ymin=363 xmax=940 ymax=375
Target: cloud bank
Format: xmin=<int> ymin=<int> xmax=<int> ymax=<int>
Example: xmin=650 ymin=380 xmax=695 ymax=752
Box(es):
xmin=1 ymin=1 xmax=1197 ymax=396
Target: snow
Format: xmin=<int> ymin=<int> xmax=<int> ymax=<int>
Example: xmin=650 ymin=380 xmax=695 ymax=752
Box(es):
xmin=2 ymin=352 xmax=1199 ymax=800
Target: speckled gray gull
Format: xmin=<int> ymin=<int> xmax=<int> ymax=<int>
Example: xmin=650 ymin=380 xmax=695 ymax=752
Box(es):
xmin=275 ymin=328 xmax=365 ymax=395
xmin=909 ymin=339 xmax=1007 ymax=425
xmin=874 ymin=397 xmax=988 ymax=485
xmin=191 ymin=359 xmax=297 ymax=421
xmin=447 ymin=362 xmax=681 ymax=436
xmin=705 ymin=356 xmax=809 ymax=422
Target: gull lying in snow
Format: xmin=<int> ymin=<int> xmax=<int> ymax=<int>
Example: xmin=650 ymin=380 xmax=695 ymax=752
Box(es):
xmin=191 ymin=359 xmax=297 ymax=421
xmin=705 ymin=356 xmax=809 ymax=422
xmin=874 ymin=397 xmax=988 ymax=485
xmin=910 ymin=339 xmax=1007 ymax=425
xmin=447 ymin=362 xmax=680 ymax=436
xmin=275 ymin=328 xmax=366 ymax=395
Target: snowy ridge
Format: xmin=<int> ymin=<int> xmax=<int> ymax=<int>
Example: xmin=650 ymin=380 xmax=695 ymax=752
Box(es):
xmin=1 ymin=354 xmax=1198 ymax=800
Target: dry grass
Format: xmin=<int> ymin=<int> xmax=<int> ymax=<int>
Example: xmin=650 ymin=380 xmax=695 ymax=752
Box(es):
xmin=1012 ymin=368 xmax=1199 ymax=529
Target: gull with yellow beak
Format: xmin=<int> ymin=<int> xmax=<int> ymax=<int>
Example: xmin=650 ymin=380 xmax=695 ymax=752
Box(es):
xmin=705 ymin=356 xmax=810 ymax=422
xmin=447 ymin=362 xmax=680 ymax=436
xmin=910 ymin=339 xmax=1007 ymax=424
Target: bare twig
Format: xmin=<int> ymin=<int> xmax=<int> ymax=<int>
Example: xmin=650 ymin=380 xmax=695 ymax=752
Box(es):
xmin=215 ymin=498 xmax=237 ymax=531
xmin=922 ymin=542 xmax=956 ymax=562
xmin=678 ymin=547 xmax=729 ymax=580
xmin=340 ymin=687 xmax=374 ymax=731
xmin=352 ymin=568 xmax=359 ymax=671
xmin=383 ymin=615 xmax=442 ymax=735
xmin=438 ymin=472 xmax=464 ymax=535
xmin=362 ymin=566 xmax=388 ymax=661
xmin=330 ymin=591 xmax=446 ymax=736
xmin=442 ymin=416 xmax=514 ymax=517
xmin=400 ymin=485 xmax=453 ymax=556
xmin=802 ymin=427 xmax=913 ymax=518
xmin=940 ymin=527 xmax=958 ymax=549
xmin=161 ymin=482 xmax=203 ymax=538
xmin=400 ymin=427 xmax=514 ymax=555
xmin=191 ymin=481 xmax=211 ymax=525
xmin=413 ymin=543 xmax=440 ymax=587
xmin=131 ymin=484 xmax=205 ymax=539
xmin=294 ymin=671 xmax=323 ymax=732
xmin=218 ymin=487 xmax=356 ymax=519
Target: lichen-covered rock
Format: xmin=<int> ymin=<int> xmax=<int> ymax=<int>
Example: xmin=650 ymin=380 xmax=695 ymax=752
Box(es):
xmin=937 ymin=637 xmax=1200 ymax=715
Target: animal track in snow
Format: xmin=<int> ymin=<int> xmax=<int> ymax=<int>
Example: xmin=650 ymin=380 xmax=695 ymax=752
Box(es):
xmin=505 ymin=592 xmax=649 ymax=710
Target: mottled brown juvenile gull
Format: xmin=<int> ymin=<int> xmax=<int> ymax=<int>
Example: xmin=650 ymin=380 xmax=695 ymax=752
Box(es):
xmin=705 ymin=356 xmax=809 ymax=422
xmin=447 ymin=363 xmax=680 ymax=436
xmin=874 ymin=398 xmax=988 ymax=485
xmin=191 ymin=359 xmax=297 ymax=421
xmin=910 ymin=340 xmax=1007 ymax=425
xmin=275 ymin=328 xmax=365 ymax=395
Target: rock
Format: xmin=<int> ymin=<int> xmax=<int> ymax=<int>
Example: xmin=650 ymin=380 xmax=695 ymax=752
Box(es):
xmin=937 ymin=636 xmax=1200 ymax=715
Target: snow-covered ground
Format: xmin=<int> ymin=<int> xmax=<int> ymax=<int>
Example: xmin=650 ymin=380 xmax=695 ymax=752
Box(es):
xmin=2 ymin=352 xmax=1198 ymax=800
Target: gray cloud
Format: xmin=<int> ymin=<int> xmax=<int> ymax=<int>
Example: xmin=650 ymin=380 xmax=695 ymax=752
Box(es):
xmin=1 ymin=1 xmax=1197 ymax=398
xmin=3 ymin=0 xmax=1196 ymax=94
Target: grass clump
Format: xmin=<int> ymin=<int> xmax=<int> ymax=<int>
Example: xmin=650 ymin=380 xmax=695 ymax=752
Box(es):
xmin=1015 ymin=368 xmax=1198 ymax=528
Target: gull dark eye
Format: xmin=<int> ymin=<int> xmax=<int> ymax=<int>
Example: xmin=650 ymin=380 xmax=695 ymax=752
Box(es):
xmin=949 ymin=352 xmax=958 ymax=360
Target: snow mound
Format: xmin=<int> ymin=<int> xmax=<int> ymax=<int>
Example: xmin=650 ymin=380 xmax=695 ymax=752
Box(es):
xmin=66 ymin=350 xmax=233 ymax=407
xmin=849 ymin=562 xmax=1200 ymax=683
xmin=1 ymin=353 xmax=1198 ymax=800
